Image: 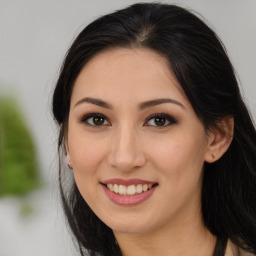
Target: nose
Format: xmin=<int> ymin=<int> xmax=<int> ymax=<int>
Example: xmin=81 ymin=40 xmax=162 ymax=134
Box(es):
xmin=107 ymin=125 xmax=146 ymax=171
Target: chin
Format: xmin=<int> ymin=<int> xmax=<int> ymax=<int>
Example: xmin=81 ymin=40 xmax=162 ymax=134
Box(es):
xmin=103 ymin=215 xmax=156 ymax=234
xmin=112 ymin=224 xmax=150 ymax=234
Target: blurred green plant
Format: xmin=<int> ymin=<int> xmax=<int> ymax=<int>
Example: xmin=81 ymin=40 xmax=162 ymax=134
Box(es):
xmin=0 ymin=97 xmax=40 ymax=196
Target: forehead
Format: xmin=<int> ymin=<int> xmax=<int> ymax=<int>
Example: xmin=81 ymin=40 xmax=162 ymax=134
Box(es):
xmin=71 ymin=47 xmax=188 ymax=106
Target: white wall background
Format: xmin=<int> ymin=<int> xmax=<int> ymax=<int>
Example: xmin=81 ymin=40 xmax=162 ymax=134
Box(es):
xmin=0 ymin=0 xmax=255 ymax=255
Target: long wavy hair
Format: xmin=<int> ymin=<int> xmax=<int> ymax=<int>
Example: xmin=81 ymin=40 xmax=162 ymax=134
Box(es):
xmin=52 ymin=3 xmax=256 ymax=256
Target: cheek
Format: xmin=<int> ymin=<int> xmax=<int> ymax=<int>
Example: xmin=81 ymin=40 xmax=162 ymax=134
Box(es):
xmin=67 ymin=136 xmax=104 ymax=200
xmin=149 ymin=134 xmax=206 ymax=213
xmin=69 ymin=134 xmax=106 ymax=204
xmin=150 ymin=132 xmax=207 ymax=179
xmin=68 ymin=127 xmax=105 ymax=171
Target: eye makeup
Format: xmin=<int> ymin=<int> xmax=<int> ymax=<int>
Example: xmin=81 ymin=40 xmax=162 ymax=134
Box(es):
xmin=145 ymin=113 xmax=177 ymax=128
xmin=79 ymin=112 xmax=177 ymax=129
xmin=79 ymin=113 xmax=110 ymax=127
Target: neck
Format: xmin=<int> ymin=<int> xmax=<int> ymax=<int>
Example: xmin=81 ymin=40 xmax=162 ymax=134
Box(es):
xmin=114 ymin=210 xmax=216 ymax=256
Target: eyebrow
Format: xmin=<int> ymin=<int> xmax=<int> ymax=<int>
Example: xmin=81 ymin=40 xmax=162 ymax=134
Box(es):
xmin=74 ymin=97 xmax=113 ymax=109
xmin=74 ymin=97 xmax=185 ymax=110
xmin=138 ymin=98 xmax=185 ymax=110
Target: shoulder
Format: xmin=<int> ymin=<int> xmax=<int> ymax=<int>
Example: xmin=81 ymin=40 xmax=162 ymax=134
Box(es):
xmin=225 ymin=240 xmax=255 ymax=256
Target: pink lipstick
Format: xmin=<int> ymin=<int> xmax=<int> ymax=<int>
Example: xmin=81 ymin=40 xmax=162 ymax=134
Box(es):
xmin=101 ymin=179 xmax=158 ymax=206
xmin=102 ymin=178 xmax=156 ymax=186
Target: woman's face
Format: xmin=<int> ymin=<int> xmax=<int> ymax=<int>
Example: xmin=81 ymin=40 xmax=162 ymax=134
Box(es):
xmin=66 ymin=48 xmax=214 ymax=234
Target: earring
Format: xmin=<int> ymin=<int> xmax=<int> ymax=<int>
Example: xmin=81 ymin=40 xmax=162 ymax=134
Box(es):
xmin=211 ymin=153 xmax=216 ymax=160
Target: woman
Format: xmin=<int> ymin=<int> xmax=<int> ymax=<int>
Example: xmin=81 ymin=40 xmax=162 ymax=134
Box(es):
xmin=52 ymin=3 xmax=256 ymax=256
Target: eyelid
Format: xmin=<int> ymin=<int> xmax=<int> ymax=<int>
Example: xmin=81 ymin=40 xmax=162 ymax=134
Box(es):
xmin=79 ymin=112 xmax=177 ymax=128
xmin=144 ymin=113 xmax=177 ymax=127
xmin=80 ymin=113 xmax=111 ymax=127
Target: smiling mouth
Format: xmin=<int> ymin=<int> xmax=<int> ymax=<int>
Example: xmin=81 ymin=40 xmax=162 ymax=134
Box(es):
xmin=102 ymin=183 xmax=158 ymax=196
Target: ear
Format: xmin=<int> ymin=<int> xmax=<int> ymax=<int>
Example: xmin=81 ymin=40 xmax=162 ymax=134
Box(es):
xmin=64 ymin=135 xmax=73 ymax=169
xmin=204 ymin=116 xmax=234 ymax=163
xmin=66 ymin=152 xmax=73 ymax=169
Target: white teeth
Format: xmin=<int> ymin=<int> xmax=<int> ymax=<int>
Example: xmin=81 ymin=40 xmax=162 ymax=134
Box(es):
xmin=107 ymin=184 xmax=114 ymax=192
xmin=127 ymin=185 xmax=136 ymax=195
xmin=114 ymin=184 xmax=119 ymax=193
xmin=106 ymin=183 xmax=155 ymax=195
xmin=142 ymin=184 xmax=148 ymax=192
xmin=136 ymin=184 xmax=143 ymax=193
xmin=118 ymin=185 xmax=127 ymax=195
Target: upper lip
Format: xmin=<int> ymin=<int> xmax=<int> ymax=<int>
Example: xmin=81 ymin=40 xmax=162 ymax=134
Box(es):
xmin=101 ymin=178 xmax=157 ymax=186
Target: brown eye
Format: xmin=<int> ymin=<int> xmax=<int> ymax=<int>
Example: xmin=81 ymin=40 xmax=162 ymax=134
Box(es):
xmin=80 ymin=113 xmax=110 ymax=127
xmin=92 ymin=117 xmax=105 ymax=125
xmin=146 ymin=113 xmax=177 ymax=127
xmin=154 ymin=117 xmax=166 ymax=126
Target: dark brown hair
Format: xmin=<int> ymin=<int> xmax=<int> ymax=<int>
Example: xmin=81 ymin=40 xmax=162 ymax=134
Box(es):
xmin=52 ymin=3 xmax=256 ymax=255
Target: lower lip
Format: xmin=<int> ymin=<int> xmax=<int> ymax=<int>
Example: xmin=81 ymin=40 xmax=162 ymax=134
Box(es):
xmin=102 ymin=185 xmax=157 ymax=206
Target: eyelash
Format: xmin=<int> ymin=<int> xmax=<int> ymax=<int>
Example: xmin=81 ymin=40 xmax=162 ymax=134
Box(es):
xmin=145 ymin=113 xmax=177 ymax=128
xmin=80 ymin=113 xmax=109 ymax=127
xmin=80 ymin=113 xmax=177 ymax=128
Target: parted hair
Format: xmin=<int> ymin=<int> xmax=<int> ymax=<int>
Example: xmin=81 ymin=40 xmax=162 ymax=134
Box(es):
xmin=52 ymin=3 xmax=256 ymax=256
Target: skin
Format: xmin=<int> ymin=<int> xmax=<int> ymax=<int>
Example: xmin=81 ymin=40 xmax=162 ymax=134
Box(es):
xmin=66 ymin=48 xmax=233 ymax=256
